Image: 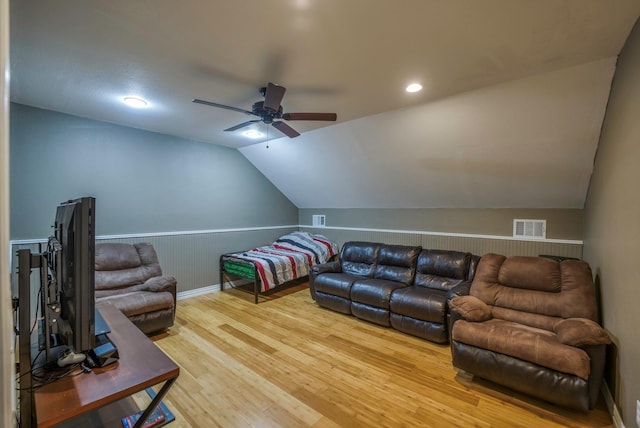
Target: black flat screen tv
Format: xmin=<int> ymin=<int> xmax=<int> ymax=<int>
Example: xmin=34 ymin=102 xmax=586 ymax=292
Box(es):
xmin=54 ymin=197 xmax=96 ymax=353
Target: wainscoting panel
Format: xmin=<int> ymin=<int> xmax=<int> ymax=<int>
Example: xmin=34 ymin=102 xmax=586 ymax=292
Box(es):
xmin=302 ymin=227 xmax=582 ymax=259
xmin=11 ymin=225 xmax=582 ymax=305
xmin=10 ymin=227 xmax=298 ymax=297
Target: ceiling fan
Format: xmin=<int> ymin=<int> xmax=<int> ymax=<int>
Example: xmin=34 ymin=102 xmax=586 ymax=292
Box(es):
xmin=193 ymin=82 xmax=337 ymax=138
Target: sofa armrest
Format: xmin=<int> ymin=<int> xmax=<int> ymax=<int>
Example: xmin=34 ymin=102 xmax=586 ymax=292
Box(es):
xmin=311 ymin=260 xmax=342 ymax=275
xmin=309 ymin=260 xmax=341 ymax=300
xmin=554 ymin=318 xmax=611 ymax=347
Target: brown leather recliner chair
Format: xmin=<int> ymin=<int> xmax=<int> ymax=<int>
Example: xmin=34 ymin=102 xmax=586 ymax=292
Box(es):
xmin=94 ymin=242 xmax=176 ymax=335
xmin=449 ymin=253 xmax=610 ymax=411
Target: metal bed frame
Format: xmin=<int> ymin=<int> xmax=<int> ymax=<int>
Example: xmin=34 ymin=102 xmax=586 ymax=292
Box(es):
xmin=219 ymin=254 xmax=262 ymax=304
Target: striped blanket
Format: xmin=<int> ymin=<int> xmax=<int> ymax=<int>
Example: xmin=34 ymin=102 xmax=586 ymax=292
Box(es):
xmin=222 ymin=232 xmax=339 ymax=292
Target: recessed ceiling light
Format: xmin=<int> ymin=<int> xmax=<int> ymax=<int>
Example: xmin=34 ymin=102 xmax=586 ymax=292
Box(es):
xmin=243 ymin=130 xmax=264 ymax=139
xmin=405 ymin=83 xmax=422 ymax=93
xmin=123 ymin=96 xmax=148 ymax=108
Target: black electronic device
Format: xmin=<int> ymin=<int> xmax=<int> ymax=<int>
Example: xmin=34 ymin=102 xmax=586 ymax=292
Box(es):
xmin=52 ymin=197 xmax=96 ymax=354
xmin=88 ymin=333 xmax=119 ymax=367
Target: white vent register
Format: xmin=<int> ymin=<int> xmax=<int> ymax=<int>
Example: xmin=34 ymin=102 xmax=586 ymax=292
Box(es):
xmin=513 ymin=219 xmax=546 ymax=239
xmin=312 ymin=215 xmax=326 ymax=227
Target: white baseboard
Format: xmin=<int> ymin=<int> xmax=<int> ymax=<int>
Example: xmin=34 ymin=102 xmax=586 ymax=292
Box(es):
xmin=602 ymin=381 xmax=625 ymax=428
xmin=176 ymin=284 xmax=220 ymax=301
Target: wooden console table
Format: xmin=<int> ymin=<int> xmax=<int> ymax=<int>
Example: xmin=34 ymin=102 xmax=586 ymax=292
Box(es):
xmin=33 ymin=303 xmax=180 ymax=428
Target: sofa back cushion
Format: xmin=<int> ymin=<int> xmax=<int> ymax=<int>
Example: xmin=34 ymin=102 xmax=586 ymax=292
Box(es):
xmin=373 ymin=244 xmax=421 ymax=285
xmin=95 ymin=242 xmax=162 ymax=290
xmin=470 ymin=253 xmax=598 ymax=330
xmin=414 ymin=249 xmax=472 ymax=291
xmin=340 ymin=242 xmax=381 ymax=277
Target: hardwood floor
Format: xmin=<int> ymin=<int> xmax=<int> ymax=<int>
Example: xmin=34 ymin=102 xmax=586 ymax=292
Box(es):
xmin=146 ymin=284 xmax=614 ymax=427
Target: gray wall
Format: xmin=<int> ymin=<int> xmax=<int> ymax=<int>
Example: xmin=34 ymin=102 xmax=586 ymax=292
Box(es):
xmin=299 ymin=208 xmax=583 ymax=240
xmin=10 ymin=103 xmax=298 ymax=293
xmin=300 ymin=208 xmax=583 ymax=259
xmin=10 ymin=103 xmax=297 ymax=239
xmin=583 ymin=18 xmax=640 ymax=426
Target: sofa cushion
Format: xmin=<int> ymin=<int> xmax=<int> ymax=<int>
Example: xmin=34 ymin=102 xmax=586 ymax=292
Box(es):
xmin=314 ymin=273 xmax=358 ymax=299
xmin=498 ymin=256 xmax=561 ymax=292
xmin=351 ymin=278 xmax=408 ymax=309
xmin=471 ymin=253 xmax=598 ymax=322
xmin=95 ymin=243 xmax=142 ymax=271
xmin=452 ymin=318 xmax=591 ymax=380
xmin=414 ymin=250 xmax=471 ymax=291
xmin=389 ymin=286 xmax=447 ymax=324
xmin=95 ymin=243 xmax=163 ymax=290
xmin=96 ymin=291 xmax=174 ymax=318
xmin=340 ymin=242 xmax=381 ymax=277
xmin=373 ymin=244 xmax=421 ymax=285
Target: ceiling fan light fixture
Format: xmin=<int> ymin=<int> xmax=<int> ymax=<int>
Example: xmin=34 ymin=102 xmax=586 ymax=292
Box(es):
xmin=405 ymin=83 xmax=422 ymax=93
xmin=123 ymin=96 xmax=148 ymax=108
xmin=243 ymin=130 xmax=264 ymax=139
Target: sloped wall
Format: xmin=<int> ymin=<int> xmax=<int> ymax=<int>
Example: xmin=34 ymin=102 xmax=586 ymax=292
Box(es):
xmin=10 ymin=103 xmax=298 ymax=239
xmin=583 ymin=18 xmax=640 ymax=426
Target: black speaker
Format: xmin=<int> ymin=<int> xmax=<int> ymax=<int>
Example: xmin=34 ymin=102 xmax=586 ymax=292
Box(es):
xmin=88 ymin=333 xmax=119 ymax=367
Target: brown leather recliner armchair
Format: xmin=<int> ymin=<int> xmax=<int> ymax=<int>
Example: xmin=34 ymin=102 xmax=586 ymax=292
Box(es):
xmin=449 ymin=253 xmax=610 ymax=411
xmin=94 ymin=242 xmax=176 ymax=335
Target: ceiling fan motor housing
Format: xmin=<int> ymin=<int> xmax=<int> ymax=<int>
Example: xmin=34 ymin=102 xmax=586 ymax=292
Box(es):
xmin=252 ymin=101 xmax=283 ymax=124
xmin=193 ymin=82 xmax=336 ymax=138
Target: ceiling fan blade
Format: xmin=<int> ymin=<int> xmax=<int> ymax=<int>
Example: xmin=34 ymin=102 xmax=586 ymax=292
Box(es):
xmin=272 ymin=121 xmax=300 ymax=138
xmin=282 ymin=112 xmax=337 ymax=121
xmin=263 ymin=82 xmax=286 ymax=111
xmin=224 ymin=120 xmax=261 ymax=132
xmin=193 ymin=98 xmax=255 ymax=116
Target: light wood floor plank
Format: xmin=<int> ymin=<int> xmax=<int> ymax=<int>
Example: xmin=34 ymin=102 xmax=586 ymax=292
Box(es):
xmin=148 ymin=284 xmax=613 ymax=427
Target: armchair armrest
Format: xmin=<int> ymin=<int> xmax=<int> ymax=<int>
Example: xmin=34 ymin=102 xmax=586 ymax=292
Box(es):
xmin=141 ymin=276 xmax=177 ymax=303
xmin=554 ymin=318 xmax=611 ymax=347
xmin=449 ymin=295 xmax=492 ymax=322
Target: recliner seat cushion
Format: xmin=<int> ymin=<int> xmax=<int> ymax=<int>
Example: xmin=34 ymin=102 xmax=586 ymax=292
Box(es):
xmin=351 ymin=278 xmax=408 ymax=309
xmin=314 ymin=273 xmax=358 ymax=299
xmin=96 ymin=291 xmax=174 ymax=318
xmin=452 ymin=318 xmax=590 ymax=380
xmin=389 ymin=286 xmax=447 ymax=324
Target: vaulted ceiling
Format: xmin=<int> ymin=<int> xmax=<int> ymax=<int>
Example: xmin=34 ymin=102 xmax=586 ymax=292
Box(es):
xmin=10 ymin=0 xmax=640 ymax=209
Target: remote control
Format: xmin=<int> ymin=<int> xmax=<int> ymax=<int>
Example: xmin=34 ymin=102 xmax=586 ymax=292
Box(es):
xmin=57 ymin=350 xmax=86 ymax=367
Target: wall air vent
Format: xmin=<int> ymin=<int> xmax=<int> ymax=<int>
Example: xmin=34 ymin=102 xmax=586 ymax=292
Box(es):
xmin=513 ymin=219 xmax=546 ymax=239
xmin=312 ymin=214 xmax=326 ymax=228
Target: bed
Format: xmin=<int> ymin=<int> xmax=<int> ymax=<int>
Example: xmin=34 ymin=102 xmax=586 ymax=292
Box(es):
xmin=220 ymin=231 xmax=339 ymax=303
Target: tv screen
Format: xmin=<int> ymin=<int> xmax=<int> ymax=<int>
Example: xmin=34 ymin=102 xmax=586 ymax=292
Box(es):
xmin=54 ymin=197 xmax=96 ymax=353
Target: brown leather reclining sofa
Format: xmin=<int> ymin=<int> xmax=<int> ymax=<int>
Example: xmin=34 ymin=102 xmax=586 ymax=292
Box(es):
xmin=310 ymin=241 xmax=479 ymax=344
xmin=94 ymin=242 xmax=177 ymax=335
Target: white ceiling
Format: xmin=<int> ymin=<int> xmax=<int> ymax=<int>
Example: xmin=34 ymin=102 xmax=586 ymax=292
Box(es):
xmin=10 ymin=1 xmax=640 ymax=209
